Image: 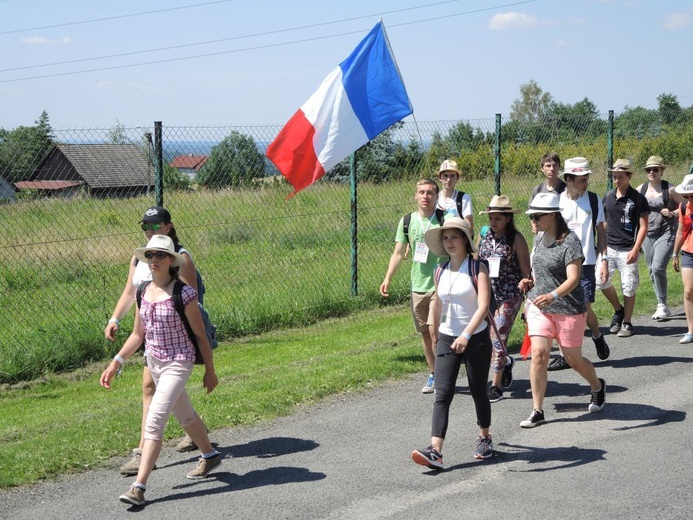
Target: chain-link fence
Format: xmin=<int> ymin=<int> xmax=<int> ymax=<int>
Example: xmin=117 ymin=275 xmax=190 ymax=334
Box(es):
xmin=1 ymin=110 xmax=692 ymax=383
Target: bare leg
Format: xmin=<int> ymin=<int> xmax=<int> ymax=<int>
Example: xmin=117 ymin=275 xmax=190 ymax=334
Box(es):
xmin=421 ymin=328 xmax=435 ymax=372
xmin=139 ymin=367 xmax=155 ymax=450
xmin=600 ymin=286 xmax=622 ymax=313
xmin=135 ymin=439 xmax=162 ymax=486
xmin=561 ymin=347 xmax=601 ymax=390
xmin=682 ymin=268 xmax=693 ymax=334
xmin=623 ymin=294 xmax=636 ymax=324
xmin=529 ymin=336 xmax=552 ymax=411
xmin=585 ymin=302 xmax=601 ymax=337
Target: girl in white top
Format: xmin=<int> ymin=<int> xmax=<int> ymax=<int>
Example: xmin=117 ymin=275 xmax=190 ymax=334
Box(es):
xmin=410 ymin=217 xmax=493 ymax=470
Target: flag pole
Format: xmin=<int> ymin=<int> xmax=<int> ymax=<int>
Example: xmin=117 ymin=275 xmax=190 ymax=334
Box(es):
xmin=379 ymin=19 xmax=424 ymax=150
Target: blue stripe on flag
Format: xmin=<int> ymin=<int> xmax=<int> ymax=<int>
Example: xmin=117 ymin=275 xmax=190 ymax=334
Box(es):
xmin=339 ymin=22 xmax=413 ymax=140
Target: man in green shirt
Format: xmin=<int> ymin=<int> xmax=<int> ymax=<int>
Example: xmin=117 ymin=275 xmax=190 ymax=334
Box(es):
xmin=380 ymin=179 xmax=445 ymax=393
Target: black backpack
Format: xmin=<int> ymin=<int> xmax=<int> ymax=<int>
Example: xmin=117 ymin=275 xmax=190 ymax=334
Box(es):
xmin=136 ymin=280 xmax=217 ymax=365
xmin=639 ymin=180 xmax=670 ymax=209
xmin=402 ymin=191 xmax=465 ymax=245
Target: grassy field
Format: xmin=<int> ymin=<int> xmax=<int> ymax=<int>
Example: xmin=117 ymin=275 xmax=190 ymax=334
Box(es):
xmin=0 ymin=168 xmax=687 ymax=383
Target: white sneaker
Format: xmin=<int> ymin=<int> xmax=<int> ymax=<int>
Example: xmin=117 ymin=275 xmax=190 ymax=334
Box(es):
xmin=652 ymin=304 xmax=671 ymax=321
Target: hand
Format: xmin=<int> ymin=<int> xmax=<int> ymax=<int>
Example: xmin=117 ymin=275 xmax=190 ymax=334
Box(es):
xmin=104 ymin=322 xmax=119 ymax=341
xmin=661 ymin=208 xmax=673 ymax=218
xmin=626 ymin=249 xmax=638 ymax=264
xmin=100 ymin=363 xmax=120 ymax=389
xmin=673 ymin=256 xmax=680 ymax=273
xmin=203 ymin=369 xmax=218 ymax=394
xmin=532 ymin=293 xmax=554 ymax=310
xmin=518 ymin=277 xmax=534 ymax=293
xmin=450 ymin=336 xmax=468 ymax=354
xmin=379 ymin=281 xmax=390 ymax=298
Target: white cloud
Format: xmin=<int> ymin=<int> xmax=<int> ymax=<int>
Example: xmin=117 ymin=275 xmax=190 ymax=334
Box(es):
xmin=663 ymin=9 xmax=693 ymax=30
xmin=555 ymin=39 xmax=573 ymax=48
xmin=20 ymin=35 xmax=75 ymax=45
xmin=488 ymin=12 xmax=538 ymax=31
xmin=20 ymin=36 xmax=53 ymax=45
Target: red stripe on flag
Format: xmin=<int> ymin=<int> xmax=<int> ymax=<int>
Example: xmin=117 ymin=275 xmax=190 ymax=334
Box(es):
xmin=266 ymin=109 xmax=325 ymax=196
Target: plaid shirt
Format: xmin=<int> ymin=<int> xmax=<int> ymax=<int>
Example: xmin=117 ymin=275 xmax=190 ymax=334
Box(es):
xmin=140 ymin=285 xmax=197 ymax=362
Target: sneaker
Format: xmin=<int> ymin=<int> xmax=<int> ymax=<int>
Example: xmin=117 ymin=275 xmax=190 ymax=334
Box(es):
xmin=520 ymin=409 xmax=546 ymax=428
xmin=588 ymin=378 xmax=606 ymax=412
xmin=119 ymin=449 xmax=156 ymax=476
xmin=617 ymin=322 xmax=634 ymax=338
xmin=474 ymin=435 xmax=494 ymax=460
xmin=501 ymin=356 xmax=515 ymax=389
xmin=421 ymin=374 xmax=435 ymax=394
xmin=593 ymin=334 xmax=610 ymax=360
xmin=547 ymin=355 xmax=570 ymax=371
xmin=175 ymin=433 xmax=198 ymax=453
xmin=680 ymin=333 xmax=693 ymax=344
xmin=411 ymin=445 xmax=444 ymax=469
xmin=609 ymin=307 xmax=624 ymax=333
xmin=119 ymin=485 xmax=145 ymax=506
xmin=488 ymin=385 xmax=504 ymax=403
xmin=186 ymin=454 xmax=222 ymax=479
xmin=652 ymin=304 xmax=671 ymax=321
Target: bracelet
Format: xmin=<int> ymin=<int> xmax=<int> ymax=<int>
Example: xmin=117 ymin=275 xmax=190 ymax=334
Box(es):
xmin=461 ymin=331 xmax=472 ymax=341
xmin=550 ymin=291 xmax=560 ymax=300
xmin=601 ymin=256 xmax=609 ymax=261
xmin=113 ymin=354 xmax=125 ymax=365
xmin=672 ymin=253 xmax=680 ymax=259
xmin=108 ymin=318 xmax=120 ymax=325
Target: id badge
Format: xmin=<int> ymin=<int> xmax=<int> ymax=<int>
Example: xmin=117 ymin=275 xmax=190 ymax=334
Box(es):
xmin=488 ymin=257 xmax=501 ymax=278
xmin=414 ymin=242 xmax=429 ymax=263
xmin=440 ymin=299 xmax=450 ymax=323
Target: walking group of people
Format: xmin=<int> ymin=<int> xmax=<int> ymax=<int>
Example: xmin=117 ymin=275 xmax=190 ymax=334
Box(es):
xmin=379 ymin=154 xmax=693 ymax=470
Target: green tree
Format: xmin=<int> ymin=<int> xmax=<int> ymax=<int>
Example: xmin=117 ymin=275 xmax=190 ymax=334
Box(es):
xmin=510 ymin=80 xmax=553 ymax=123
xmin=197 ymin=131 xmax=265 ymax=188
xmin=106 ymin=119 xmax=129 ymax=144
xmin=0 ymin=111 xmax=54 ymax=183
xmin=657 ymin=93 xmax=683 ymax=125
xmin=615 ymin=105 xmax=661 ymax=139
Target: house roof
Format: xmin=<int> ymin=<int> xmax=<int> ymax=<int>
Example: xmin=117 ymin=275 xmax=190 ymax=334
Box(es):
xmin=170 ymin=154 xmax=208 ymax=170
xmin=33 ymin=143 xmax=153 ymax=188
xmin=15 ymin=180 xmax=83 ymax=190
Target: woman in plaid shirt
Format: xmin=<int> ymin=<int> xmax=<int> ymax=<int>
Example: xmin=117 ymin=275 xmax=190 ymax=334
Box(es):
xmin=100 ymin=235 xmax=220 ymax=507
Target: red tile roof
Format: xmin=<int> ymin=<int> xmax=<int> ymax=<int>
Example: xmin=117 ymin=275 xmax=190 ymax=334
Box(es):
xmin=169 ymin=155 xmax=208 ymax=170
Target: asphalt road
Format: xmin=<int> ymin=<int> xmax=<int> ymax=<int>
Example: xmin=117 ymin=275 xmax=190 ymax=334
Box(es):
xmin=2 ymin=309 xmax=693 ymax=519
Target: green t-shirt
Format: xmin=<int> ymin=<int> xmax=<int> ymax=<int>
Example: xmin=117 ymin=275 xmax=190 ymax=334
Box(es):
xmin=395 ymin=212 xmax=445 ymax=292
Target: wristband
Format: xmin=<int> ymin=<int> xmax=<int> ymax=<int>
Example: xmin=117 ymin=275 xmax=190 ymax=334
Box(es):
xmin=601 ymin=256 xmax=609 ymax=261
xmin=113 ymin=354 xmax=125 ymax=365
xmin=461 ymin=332 xmax=472 ymax=341
xmin=109 ymin=318 xmax=120 ymax=325
xmin=550 ymin=291 xmax=560 ymax=300
xmin=672 ymin=253 xmax=679 ymax=259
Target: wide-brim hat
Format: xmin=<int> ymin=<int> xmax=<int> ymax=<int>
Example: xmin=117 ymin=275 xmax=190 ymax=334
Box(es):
xmin=438 ymin=159 xmax=462 ymax=177
xmin=134 ymin=235 xmax=185 ymax=267
xmin=479 ymin=194 xmax=521 ymax=214
xmin=675 ymin=174 xmax=693 ymax=195
xmin=526 ymin=192 xmax=561 ymax=214
xmin=559 ymin=156 xmax=592 ymax=180
xmin=608 ymin=158 xmax=635 ymax=175
xmin=140 ymin=206 xmax=172 ymax=224
xmin=644 ymin=156 xmax=667 ymax=170
xmin=424 ymin=217 xmax=477 ymax=257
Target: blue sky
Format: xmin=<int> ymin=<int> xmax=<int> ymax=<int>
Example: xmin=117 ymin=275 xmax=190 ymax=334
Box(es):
xmin=1 ymin=0 xmax=692 ymax=129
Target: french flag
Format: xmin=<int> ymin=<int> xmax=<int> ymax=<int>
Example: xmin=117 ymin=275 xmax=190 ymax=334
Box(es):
xmin=266 ymin=21 xmax=413 ymax=196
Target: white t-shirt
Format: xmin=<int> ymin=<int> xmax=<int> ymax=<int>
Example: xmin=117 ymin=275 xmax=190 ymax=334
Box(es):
xmin=559 ymin=191 xmax=604 ymax=266
xmin=436 ymin=190 xmax=473 ymax=220
xmin=436 ymin=261 xmax=488 ymax=337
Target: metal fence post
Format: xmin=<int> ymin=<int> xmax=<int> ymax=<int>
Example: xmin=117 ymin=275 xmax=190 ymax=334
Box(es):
xmin=494 ymin=113 xmax=502 ymax=195
xmin=154 ymin=121 xmax=163 ymax=206
xmin=350 ymin=152 xmax=358 ymax=297
xmin=607 ymin=110 xmax=614 ymax=191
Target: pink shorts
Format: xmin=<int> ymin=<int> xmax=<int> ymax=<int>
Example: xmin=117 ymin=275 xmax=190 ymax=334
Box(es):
xmin=526 ymin=302 xmax=586 ymax=348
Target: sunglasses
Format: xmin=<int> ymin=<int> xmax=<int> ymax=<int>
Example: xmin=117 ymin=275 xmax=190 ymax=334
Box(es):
xmin=144 ymin=251 xmax=171 ymax=260
xmin=646 ymin=168 xmax=661 ymax=173
xmin=141 ymin=223 xmax=162 ymax=231
xmin=528 ymin=213 xmax=548 ymax=221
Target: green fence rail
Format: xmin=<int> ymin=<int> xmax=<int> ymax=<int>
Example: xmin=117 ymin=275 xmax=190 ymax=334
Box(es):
xmin=1 ymin=111 xmax=692 ymax=383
